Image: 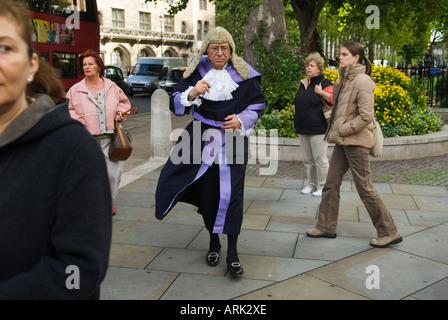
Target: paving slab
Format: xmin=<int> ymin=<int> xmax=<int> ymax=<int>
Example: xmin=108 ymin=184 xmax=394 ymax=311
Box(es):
xmin=112 ymin=220 xmax=203 ymax=248
xmin=265 ymin=216 xmax=316 ymax=233
xmin=261 ymin=178 xmax=304 ymax=189
xmin=235 ymin=274 xmax=368 ymax=300
xmin=109 ymin=243 xmax=162 ymax=269
xmin=118 ymin=178 xmax=158 ymax=194
xmin=233 ymin=254 xmax=331 ymax=282
xmin=412 ymin=195 xmax=448 ymax=212
xmin=160 ymin=273 xmax=273 ymax=300
xmin=279 ymin=189 xmax=325 ymax=204
xmin=390 ymin=184 xmax=448 ymax=196
xmin=359 ymin=208 xmax=409 ymax=225
xmin=405 ymin=209 xmax=448 ymax=227
xmin=188 ymin=228 xmax=298 ymax=258
xmin=243 ymin=186 xmax=283 ymax=201
xmin=308 ymin=248 xmax=448 ymax=300
xmin=113 ymin=205 xmax=158 ymax=222
xmin=397 ymin=224 xmax=448 ymax=264
xmin=101 ymin=267 xmax=178 ymax=300
xmin=147 ymin=248 xmax=228 ymax=276
xmin=294 ymin=234 xmax=372 ymax=261
xmin=114 ymin=191 xmax=156 ymax=208
xmin=411 ymin=278 xmax=448 ymax=300
xmin=246 ymin=200 xmax=318 ymax=218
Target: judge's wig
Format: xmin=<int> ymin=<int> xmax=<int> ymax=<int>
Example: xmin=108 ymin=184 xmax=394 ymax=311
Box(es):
xmin=183 ymin=27 xmax=250 ymax=80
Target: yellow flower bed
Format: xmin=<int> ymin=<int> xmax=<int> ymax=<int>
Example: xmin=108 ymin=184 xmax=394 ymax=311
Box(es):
xmin=323 ymin=66 xmax=443 ymax=137
xmin=323 ymin=67 xmax=339 ymax=83
xmin=374 ymin=83 xmax=411 ymax=127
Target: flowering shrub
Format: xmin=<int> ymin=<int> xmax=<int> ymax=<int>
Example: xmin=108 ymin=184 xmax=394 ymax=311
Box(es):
xmin=374 ymin=84 xmax=411 ymax=135
xmin=323 ymin=67 xmax=339 ymax=83
xmin=373 ymin=66 xmax=443 ymax=136
xmin=372 ymin=66 xmax=411 ymax=90
xmin=255 ymin=103 xmax=297 ymax=137
xmin=321 ymin=66 xmax=443 ymax=137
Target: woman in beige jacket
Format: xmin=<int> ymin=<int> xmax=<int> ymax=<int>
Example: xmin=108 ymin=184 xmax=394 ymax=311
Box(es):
xmin=306 ymin=42 xmax=402 ymax=248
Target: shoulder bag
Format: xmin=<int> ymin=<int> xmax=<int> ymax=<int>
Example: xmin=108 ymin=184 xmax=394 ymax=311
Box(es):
xmin=109 ymin=107 xmax=139 ymax=162
xmin=370 ymin=117 xmax=384 ymax=157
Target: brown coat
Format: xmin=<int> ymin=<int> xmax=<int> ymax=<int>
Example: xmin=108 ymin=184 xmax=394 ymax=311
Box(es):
xmin=327 ymin=64 xmax=375 ymax=148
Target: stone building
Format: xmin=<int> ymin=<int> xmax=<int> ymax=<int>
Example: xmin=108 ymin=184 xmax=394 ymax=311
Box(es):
xmin=97 ymin=0 xmax=215 ymax=70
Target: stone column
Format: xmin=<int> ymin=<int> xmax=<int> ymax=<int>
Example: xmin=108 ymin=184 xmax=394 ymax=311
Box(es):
xmin=150 ymin=89 xmax=173 ymax=158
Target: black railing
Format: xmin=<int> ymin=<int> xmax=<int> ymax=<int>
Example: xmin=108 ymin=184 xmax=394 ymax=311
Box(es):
xmin=396 ymin=64 xmax=448 ymax=108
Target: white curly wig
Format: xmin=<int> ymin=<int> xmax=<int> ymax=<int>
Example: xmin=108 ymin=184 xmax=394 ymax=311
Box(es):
xmin=183 ymin=27 xmax=250 ymax=80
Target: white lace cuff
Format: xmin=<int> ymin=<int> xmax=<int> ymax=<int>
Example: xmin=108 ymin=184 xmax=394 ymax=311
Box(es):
xmin=236 ymin=115 xmax=246 ymax=136
xmin=180 ymin=86 xmax=202 ymax=107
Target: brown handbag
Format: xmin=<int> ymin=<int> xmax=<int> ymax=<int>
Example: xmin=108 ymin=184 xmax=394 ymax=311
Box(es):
xmin=108 ymin=107 xmax=138 ymax=162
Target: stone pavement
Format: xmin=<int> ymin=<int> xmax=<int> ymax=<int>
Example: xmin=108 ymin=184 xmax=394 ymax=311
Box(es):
xmin=100 ymin=112 xmax=448 ymax=300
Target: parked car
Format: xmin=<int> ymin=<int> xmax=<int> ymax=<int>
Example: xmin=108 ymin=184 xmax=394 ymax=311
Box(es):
xmin=104 ymin=65 xmax=129 ymax=95
xmin=159 ymin=67 xmax=186 ymax=95
xmin=127 ymin=57 xmax=184 ymax=96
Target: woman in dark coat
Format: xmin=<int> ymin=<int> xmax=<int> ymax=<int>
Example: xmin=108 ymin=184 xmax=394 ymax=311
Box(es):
xmin=294 ymin=52 xmax=333 ymax=197
xmin=0 ymin=0 xmax=111 ymax=299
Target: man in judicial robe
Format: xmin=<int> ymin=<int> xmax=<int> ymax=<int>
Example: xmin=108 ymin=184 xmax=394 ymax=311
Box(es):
xmin=155 ymin=27 xmax=266 ymax=276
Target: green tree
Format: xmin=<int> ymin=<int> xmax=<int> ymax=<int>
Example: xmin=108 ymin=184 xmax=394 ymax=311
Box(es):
xmin=289 ymin=0 xmax=328 ymax=55
xmin=323 ymin=0 xmax=448 ymax=64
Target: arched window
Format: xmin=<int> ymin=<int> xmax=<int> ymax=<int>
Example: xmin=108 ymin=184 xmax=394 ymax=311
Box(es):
xmin=111 ymin=48 xmax=123 ymax=67
xmin=139 ymin=49 xmax=150 ymax=58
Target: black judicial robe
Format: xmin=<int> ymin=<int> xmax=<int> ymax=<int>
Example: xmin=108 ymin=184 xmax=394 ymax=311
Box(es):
xmin=155 ymin=57 xmax=265 ymax=235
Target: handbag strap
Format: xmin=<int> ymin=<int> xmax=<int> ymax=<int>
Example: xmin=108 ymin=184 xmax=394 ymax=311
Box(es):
xmin=113 ymin=120 xmax=129 ymax=147
xmin=123 ymin=107 xmax=139 ymax=117
xmin=116 ymin=107 xmax=139 ymax=126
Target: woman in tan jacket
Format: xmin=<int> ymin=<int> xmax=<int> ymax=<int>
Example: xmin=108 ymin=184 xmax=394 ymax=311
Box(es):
xmin=306 ymin=42 xmax=402 ymax=248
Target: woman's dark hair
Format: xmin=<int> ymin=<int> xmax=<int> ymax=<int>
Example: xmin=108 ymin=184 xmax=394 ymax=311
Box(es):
xmin=342 ymin=42 xmax=372 ymax=76
xmin=78 ymin=49 xmax=105 ymax=77
xmin=27 ymin=55 xmax=66 ymax=104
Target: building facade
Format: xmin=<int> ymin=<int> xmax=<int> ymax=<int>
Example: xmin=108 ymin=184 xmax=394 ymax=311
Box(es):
xmin=97 ymin=0 xmax=215 ymax=70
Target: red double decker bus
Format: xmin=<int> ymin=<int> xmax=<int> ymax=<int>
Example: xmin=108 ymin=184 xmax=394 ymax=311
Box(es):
xmin=25 ymin=0 xmax=100 ymax=90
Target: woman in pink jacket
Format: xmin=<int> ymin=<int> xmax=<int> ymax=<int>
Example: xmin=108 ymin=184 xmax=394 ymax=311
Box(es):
xmin=67 ymin=49 xmax=131 ymax=215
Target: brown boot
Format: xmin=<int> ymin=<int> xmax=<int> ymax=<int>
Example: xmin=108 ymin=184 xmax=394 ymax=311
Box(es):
xmin=370 ymin=232 xmax=402 ymax=248
xmin=306 ymin=228 xmax=337 ymax=238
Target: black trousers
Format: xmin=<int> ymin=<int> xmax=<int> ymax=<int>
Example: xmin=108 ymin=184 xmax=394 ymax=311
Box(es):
xmin=182 ymin=162 xmax=220 ymax=231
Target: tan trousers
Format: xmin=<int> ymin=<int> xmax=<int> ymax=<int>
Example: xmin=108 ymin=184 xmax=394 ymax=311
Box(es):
xmin=97 ymin=137 xmax=124 ymax=199
xmin=317 ymin=144 xmax=398 ymax=237
xmin=299 ymin=134 xmax=329 ymax=189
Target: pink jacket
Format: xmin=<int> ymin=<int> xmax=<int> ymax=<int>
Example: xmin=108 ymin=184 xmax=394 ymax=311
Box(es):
xmin=66 ymin=78 xmax=131 ymax=135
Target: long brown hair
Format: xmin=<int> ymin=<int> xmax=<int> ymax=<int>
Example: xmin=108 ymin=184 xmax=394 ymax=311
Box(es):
xmin=27 ymin=55 xmax=66 ymax=104
xmin=342 ymin=42 xmax=372 ymax=76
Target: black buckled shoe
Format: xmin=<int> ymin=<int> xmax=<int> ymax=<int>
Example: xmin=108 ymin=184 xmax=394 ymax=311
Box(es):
xmin=206 ymin=251 xmax=220 ymax=267
xmin=227 ymin=262 xmax=244 ymax=276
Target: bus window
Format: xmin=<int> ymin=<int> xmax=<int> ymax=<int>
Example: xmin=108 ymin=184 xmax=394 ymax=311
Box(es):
xmin=25 ymin=0 xmax=50 ymax=13
xmin=26 ymin=0 xmax=97 ymax=23
xmin=53 ymin=52 xmax=78 ymax=79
